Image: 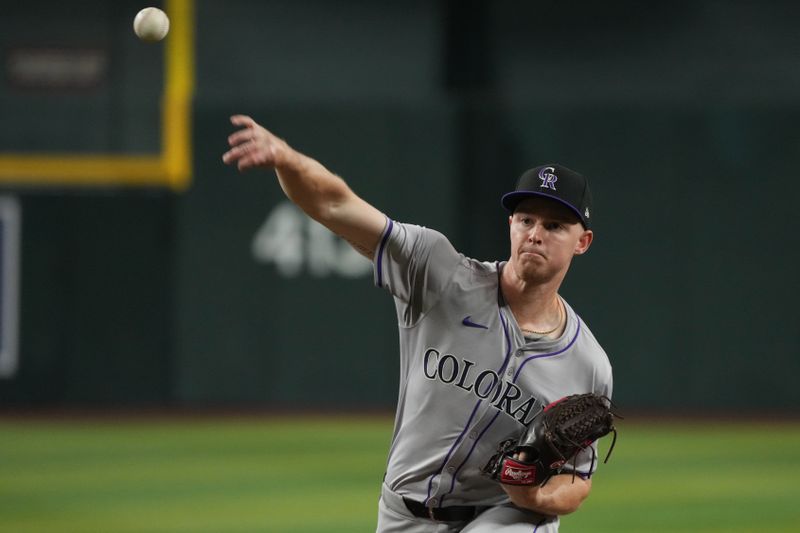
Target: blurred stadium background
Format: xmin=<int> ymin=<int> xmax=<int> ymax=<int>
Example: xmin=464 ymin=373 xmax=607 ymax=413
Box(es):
xmin=0 ymin=0 xmax=798 ymax=531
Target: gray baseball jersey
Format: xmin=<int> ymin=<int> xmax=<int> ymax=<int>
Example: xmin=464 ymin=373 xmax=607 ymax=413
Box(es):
xmin=372 ymin=220 xmax=613 ymax=516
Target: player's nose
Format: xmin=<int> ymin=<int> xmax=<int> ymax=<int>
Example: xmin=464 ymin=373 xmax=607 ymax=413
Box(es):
xmin=527 ymin=223 xmax=543 ymax=243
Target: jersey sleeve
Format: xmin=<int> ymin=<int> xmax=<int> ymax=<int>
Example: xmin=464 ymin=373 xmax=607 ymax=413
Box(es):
xmin=372 ymin=218 xmax=463 ymax=327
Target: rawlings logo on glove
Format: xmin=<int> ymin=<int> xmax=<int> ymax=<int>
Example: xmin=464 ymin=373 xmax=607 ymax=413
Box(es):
xmin=501 ymin=459 xmax=537 ymax=484
xmin=482 ymin=393 xmax=619 ymax=487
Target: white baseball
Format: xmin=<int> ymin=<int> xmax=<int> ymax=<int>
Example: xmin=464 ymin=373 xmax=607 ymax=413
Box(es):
xmin=133 ymin=7 xmax=170 ymax=42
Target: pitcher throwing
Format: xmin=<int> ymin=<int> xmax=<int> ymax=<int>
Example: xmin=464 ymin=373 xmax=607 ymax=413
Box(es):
xmin=223 ymin=115 xmax=615 ymax=532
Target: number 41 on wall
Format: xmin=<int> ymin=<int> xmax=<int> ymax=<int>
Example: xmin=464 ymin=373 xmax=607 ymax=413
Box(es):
xmin=251 ymin=201 xmax=372 ymax=279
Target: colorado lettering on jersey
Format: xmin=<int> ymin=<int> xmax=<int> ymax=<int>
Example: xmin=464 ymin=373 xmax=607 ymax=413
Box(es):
xmin=423 ymin=348 xmax=541 ymax=426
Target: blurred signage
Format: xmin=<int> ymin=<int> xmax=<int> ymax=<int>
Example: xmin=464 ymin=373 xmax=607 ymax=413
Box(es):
xmin=0 ymin=197 xmax=20 ymax=378
xmin=6 ymin=47 xmax=108 ymax=90
xmin=0 ymin=0 xmax=193 ymax=190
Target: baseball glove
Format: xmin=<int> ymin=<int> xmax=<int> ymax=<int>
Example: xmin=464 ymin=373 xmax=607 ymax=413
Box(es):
xmin=482 ymin=393 xmax=618 ymax=486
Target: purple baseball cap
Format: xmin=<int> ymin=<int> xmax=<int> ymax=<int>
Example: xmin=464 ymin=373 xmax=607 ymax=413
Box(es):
xmin=501 ymin=164 xmax=593 ymax=229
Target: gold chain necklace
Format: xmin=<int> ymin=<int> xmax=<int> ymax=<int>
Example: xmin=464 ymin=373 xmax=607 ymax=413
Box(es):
xmin=520 ymin=300 xmax=563 ymax=336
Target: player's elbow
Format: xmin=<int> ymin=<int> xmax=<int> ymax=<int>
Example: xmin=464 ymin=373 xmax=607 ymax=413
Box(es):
xmin=297 ymin=178 xmax=353 ymax=225
xmin=552 ymin=492 xmax=589 ymax=515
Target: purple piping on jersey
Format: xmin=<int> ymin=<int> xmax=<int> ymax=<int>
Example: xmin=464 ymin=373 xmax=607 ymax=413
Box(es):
xmin=440 ymin=310 xmax=515 ymax=500
xmin=443 ymin=316 xmax=582 ymax=499
xmin=532 ymin=516 xmax=548 ymax=532
xmin=425 ymin=309 xmax=515 ymax=507
xmin=376 ymin=218 xmax=394 ymax=288
xmin=424 ymin=399 xmax=483 ymax=506
xmin=513 ymin=318 xmax=581 ymax=381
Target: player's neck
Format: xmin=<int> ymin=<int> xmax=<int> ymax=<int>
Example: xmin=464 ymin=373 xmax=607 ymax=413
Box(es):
xmin=501 ymin=260 xmax=563 ymax=299
xmin=500 ymin=263 xmax=564 ymax=329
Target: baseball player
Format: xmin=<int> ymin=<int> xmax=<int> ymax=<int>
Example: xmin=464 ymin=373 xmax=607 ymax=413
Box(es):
xmin=223 ymin=115 xmax=613 ymax=532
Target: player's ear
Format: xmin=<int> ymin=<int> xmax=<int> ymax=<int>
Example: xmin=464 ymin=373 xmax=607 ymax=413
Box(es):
xmin=574 ymin=230 xmax=593 ymax=255
xmin=508 ymin=215 xmax=513 ymax=227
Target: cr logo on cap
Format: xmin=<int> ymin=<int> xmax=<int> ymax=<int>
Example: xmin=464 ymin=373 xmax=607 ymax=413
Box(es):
xmin=538 ymin=167 xmax=558 ymax=190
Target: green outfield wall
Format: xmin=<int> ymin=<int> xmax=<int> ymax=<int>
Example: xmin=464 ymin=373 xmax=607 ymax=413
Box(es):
xmin=0 ymin=0 xmax=797 ymax=411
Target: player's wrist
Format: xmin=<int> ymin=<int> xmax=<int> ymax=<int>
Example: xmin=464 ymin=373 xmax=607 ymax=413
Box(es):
xmin=268 ymin=137 xmax=295 ymax=170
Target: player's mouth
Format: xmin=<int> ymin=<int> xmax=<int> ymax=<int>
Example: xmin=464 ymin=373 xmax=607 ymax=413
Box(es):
xmin=519 ymin=249 xmax=545 ymax=259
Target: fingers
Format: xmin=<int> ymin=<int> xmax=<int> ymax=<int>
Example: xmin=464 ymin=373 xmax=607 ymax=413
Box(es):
xmin=511 ymin=450 xmax=530 ymax=461
xmin=223 ymin=114 xmax=284 ymax=171
xmin=227 ymin=114 xmax=264 ymax=147
xmin=237 ymin=154 xmax=257 ymax=172
xmin=227 ymin=128 xmax=255 ymax=147
xmin=221 ymin=142 xmax=248 ymax=165
xmin=223 ymin=138 xmax=276 ymax=171
xmin=223 ymin=114 xmax=262 ymax=168
xmin=222 ymin=145 xmax=257 ymax=170
xmin=230 ymin=114 xmax=255 ymax=127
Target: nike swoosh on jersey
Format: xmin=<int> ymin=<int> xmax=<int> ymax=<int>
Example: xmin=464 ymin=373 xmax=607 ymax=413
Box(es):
xmin=461 ymin=316 xmax=489 ymax=329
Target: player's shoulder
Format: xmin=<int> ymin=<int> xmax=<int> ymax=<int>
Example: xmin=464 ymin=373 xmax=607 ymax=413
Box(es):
xmin=462 ymin=256 xmax=500 ymax=277
xmin=389 ymin=221 xmax=453 ymax=253
xmin=565 ymin=303 xmax=612 ymax=373
xmin=576 ymin=315 xmax=604 ymax=351
xmin=391 ymin=221 xmax=498 ymax=278
xmin=440 ymin=258 xmax=499 ymax=301
xmin=581 ymin=323 xmax=613 ymax=392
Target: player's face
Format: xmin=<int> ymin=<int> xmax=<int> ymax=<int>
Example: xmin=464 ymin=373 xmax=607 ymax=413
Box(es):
xmin=508 ymin=197 xmax=593 ymax=284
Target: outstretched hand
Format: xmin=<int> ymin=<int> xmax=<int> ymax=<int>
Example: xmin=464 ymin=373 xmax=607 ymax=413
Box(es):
xmin=222 ymin=115 xmax=289 ymax=172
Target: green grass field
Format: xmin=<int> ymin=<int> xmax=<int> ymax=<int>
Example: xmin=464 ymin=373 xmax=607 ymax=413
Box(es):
xmin=1 ymin=415 xmax=798 ymax=532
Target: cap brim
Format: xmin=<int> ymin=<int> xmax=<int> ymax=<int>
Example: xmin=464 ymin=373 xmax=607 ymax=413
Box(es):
xmin=501 ymin=191 xmax=588 ymax=228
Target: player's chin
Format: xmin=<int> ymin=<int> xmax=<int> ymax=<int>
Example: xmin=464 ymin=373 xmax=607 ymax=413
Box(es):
xmin=514 ymin=253 xmax=545 ymax=272
xmin=520 ymin=255 xmax=554 ymax=275
xmin=515 ymin=253 xmax=545 ymax=268
xmin=516 ymin=264 xmax=556 ymax=285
